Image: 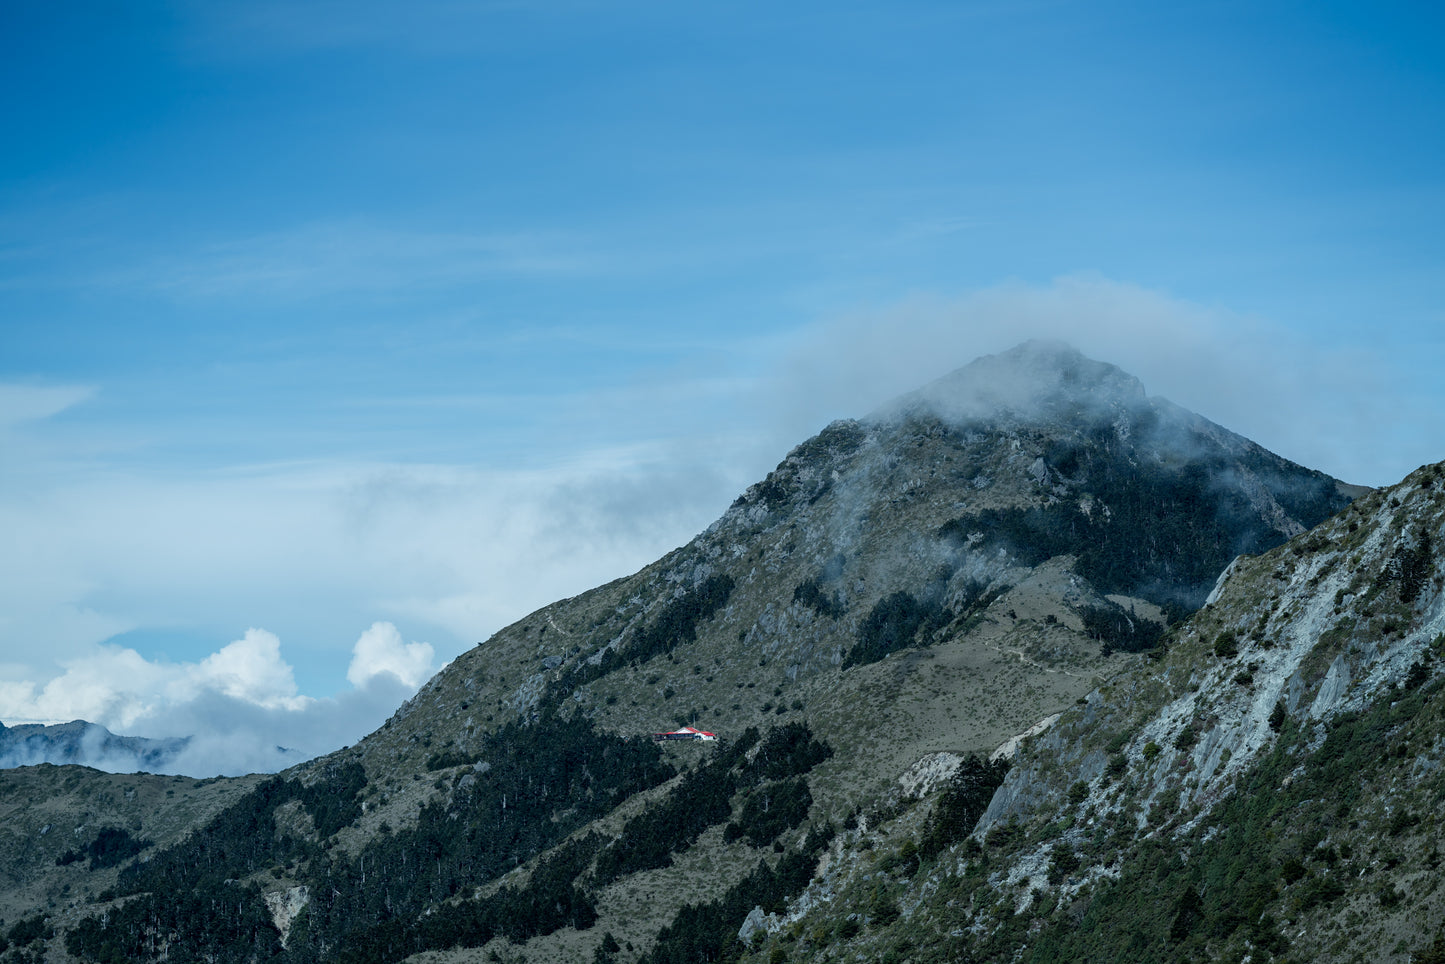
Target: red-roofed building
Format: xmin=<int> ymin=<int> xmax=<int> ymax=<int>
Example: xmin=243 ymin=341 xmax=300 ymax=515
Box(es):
xmin=652 ymin=726 xmax=717 ymax=742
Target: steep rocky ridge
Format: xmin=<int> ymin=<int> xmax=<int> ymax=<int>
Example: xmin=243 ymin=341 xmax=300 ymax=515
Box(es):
xmin=759 ymin=461 xmax=1445 ymax=964
xmin=359 ymin=342 xmax=1349 ymax=790
xmin=0 ymin=342 xmax=1362 ymax=963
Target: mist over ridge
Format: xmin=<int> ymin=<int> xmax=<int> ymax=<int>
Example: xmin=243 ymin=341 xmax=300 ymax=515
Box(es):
xmin=5 ymin=338 xmax=1440 ymax=964
xmin=1 ymin=340 xmax=1356 ymax=777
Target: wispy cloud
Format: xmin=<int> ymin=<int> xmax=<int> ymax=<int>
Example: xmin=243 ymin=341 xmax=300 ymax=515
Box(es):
xmin=0 ymin=383 xmax=96 ymax=427
xmin=3 ymin=275 xmax=1437 ymax=780
xmin=761 ymin=274 xmax=1442 ymax=487
xmin=125 ymin=221 xmax=597 ymax=300
xmin=0 ymin=444 xmax=748 ymax=720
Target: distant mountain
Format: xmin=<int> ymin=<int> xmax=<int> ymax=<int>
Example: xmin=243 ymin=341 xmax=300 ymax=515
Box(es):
xmin=3 ymin=342 xmax=1411 ymax=964
xmin=0 ymin=718 xmax=188 ymax=772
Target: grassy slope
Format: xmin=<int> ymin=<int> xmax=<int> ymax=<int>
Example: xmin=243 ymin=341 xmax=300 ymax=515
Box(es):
xmin=0 ymin=766 xmax=262 ymax=926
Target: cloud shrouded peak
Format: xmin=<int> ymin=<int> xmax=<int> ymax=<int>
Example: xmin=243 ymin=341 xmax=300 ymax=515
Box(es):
xmin=872 ymin=339 xmax=1148 ymax=428
xmin=347 ymin=621 xmax=435 ymax=690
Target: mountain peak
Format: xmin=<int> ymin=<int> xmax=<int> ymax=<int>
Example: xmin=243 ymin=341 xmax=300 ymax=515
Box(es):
xmin=874 ymin=340 xmax=1146 ymax=427
xmin=1 ymin=344 xmax=1385 ymax=964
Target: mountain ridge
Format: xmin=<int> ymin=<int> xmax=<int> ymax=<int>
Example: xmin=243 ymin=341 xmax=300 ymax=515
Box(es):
xmin=0 ymin=718 xmax=189 ymax=773
xmin=1 ymin=342 xmax=1410 ymax=964
xmin=755 ymin=460 xmax=1444 ymax=964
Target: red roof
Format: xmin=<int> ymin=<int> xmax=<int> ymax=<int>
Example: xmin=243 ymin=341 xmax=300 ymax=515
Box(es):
xmin=652 ymin=726 xmax=718 ymax=740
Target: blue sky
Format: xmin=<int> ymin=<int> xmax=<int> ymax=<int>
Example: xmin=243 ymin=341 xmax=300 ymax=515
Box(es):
xmin=2 ymin=0 xmax=1442 ymax=773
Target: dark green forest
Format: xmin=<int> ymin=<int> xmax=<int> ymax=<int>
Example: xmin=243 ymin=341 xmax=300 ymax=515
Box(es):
xmin=66 ymin=719 xmax=836 ymax=964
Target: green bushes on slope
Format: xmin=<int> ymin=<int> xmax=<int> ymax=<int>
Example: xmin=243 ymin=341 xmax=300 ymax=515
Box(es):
xmin=69 ymin=714 xmax=673 ymax=964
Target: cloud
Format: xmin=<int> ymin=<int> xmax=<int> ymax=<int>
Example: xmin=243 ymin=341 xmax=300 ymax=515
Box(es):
xmin=145 ymin=676 xmax=423 ymax=777
xmin=124 ymin=221 xmax=596 ymax=300
xmin=0 ymin=436 xmax=748 ymax=722
xmin=347 ymin=621 xmax=435 ymax=689
xmin=0 ymin=624 xmax=434 ymax=776
xmin=0 ymin=383 xmax=96 ymax=427
xmin=0 ymin=629 xmax=308 ymax=732
xmin=761 ymin=274 xmax=1442 ymax=487
xmin=3 ymin=273 xmax=1436 ymax=779
xmin=196 ymin=629 xmax=307 ymax=710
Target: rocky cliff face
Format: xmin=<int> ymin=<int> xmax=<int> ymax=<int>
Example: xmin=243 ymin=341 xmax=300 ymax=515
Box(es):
xmin=0 ymin=343 xmax=1374 ymax=964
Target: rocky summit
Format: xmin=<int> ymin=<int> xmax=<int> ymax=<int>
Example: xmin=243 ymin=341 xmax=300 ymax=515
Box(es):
xmin=7 ymin=342 xmax=1439 ymax=964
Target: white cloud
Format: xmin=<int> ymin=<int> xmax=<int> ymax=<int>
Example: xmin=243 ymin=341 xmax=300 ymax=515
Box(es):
xmin=0 ymin=625 xmax=436 ymax=776
xmin=0 ymin=646 xmax=170 ymax=730
xmin=196 ymin=628 xmax=307 ymax=710
xmin=0 ymin=630 xmax=309 ymax=732
xmin=347 ymin=621 xmax=434 ymax=689
xmin=0 ymin=383 xmax=96 ymax=426
xmin=762 ymin=274 xmax=1441 ymax=487
xmin=3 ymin=274 xmax=1437 ymax=777
xmin=143 ymin=675 xmax=422 ymax=777
xmin=0 ymin=440 xmax=746 ymax=723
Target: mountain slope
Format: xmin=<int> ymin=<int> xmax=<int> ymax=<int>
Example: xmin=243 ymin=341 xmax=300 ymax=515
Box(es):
xmin=363 ymin=341 xmax=1350 ymax=790
xmin=0 ymin=342 xmax=1364 ymax=963
xmin=757 ymin=461 xmax=1445 ymax=964
xmin=0 ymin=766 xmax=262 ymax=931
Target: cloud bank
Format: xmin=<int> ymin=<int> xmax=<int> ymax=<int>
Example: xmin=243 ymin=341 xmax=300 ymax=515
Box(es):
xmin=0 ymin=623 xmax=434 ymax=776
xmin=764 ymin=275 xmax=1441 ymax=487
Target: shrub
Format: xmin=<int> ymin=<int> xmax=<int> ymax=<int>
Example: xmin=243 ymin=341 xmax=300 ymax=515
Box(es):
xmin=1082 ymin=601 xmax=1165 ymax=654
xmin=867 ymin=883 xmax=900 ymax=927
xmin=844 ymin=591 xmax=941 ymax=668
xmin=1048 ymin=847 xmax=1080 ymax=885
xmin=919 ymin=755 xmax=1010 ymax=858
xmin=733 ymin=778 xmax=813 ymax=848
xmin=746 ymin=722 xmax=833 ymax=782
xmin=627 ymin=575 xmax=735 ymax=666
xmin=793 ymin=577 xmax=845 ymax=619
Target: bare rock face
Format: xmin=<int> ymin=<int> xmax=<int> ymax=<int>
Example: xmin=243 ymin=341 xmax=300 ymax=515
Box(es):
xmin=264 ymin=886 xmax=310 ymax=948
xmin=898 ymin=751 xmax=965 ymax=797
xmin=737 ymin=905 xmax=768 ymax=943
xmin=923 ymin=461 xmax=1445 ymax=964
